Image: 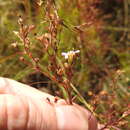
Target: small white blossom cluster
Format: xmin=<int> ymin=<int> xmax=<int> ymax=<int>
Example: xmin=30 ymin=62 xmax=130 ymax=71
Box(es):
xmin=61 ymin=50 xmax=80 ymax=59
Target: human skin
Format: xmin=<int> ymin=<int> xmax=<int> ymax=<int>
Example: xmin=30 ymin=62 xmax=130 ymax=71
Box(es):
xmin=0 ymin=77 xmax=97 ymax=130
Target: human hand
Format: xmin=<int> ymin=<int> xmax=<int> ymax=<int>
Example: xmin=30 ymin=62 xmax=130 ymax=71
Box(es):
xmin=0 ymin=77 xmax=97 ymax=130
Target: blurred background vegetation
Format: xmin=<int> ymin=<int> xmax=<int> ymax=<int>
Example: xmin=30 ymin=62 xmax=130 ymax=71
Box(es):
xmin=0 ymin=0 xmax=130 ymax=129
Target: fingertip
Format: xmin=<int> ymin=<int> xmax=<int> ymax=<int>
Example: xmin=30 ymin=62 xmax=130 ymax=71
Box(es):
xmin=55 ymin=105 xmax=89 ymax=130
xmin=74 ymin=105 xmax=97 ymax=130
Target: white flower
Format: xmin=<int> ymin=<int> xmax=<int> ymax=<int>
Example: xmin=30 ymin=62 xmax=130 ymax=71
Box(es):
xmin=61 ymin=50 xmax=80 ymax=59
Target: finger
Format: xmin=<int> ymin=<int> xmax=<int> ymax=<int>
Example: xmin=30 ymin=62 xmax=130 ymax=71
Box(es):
xmin=55 ymin=105 xmax=89 ymax=130
xmin=0 ymin=94 xmax=28 ymax=130
xmin=0 ymin=94 xmax=58 ymax=130
xmin=74 ymin=104 xmax=97 ymax=130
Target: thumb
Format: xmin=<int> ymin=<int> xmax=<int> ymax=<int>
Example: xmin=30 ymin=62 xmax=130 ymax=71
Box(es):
xmin=55 ymin=104 xmax=97 ymax=130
